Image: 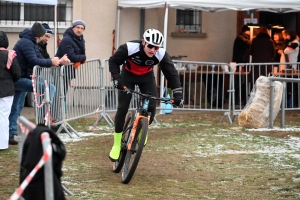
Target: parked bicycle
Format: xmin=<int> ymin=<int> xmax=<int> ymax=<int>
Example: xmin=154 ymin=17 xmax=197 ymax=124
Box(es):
xmin=112 ymin=86 xmax=175 ymax=184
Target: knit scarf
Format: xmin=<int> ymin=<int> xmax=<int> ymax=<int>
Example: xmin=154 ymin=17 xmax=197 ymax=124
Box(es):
xmin=0 ymin=47 xmax=17 ymax=69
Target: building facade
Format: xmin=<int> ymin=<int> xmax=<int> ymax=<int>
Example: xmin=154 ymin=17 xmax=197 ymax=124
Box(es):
xmin=0 ymin=0 xmax=238 ymax=63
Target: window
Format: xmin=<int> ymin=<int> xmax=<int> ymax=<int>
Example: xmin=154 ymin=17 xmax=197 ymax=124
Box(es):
xmin=176 ymin=9 xmax=201 ymax=33
xmin=0 ymin=2 xmax=20 ymax=20
xmin=24 ymin=3 xmax=67 ymax=22
xmin=57 ymin=3 xmax=67 ymax=22
xmin=0 ymin=1 xmax=72 ymax=28
xmin=24 ymin=4 xmax=55 ymax=21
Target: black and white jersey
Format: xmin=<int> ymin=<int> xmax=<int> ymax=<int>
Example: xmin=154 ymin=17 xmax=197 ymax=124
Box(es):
xmin=109 ymin=40 xmax=181 ymax=89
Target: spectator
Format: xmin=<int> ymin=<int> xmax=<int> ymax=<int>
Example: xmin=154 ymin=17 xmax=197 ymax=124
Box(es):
xmin=55 ymin=19 xmax=86 ymax=102
xmin=38 ymin=23 xmax=52 ymax=59
xmin=37 ymin=23 xmax=70 ymax=124
xmin=8 ymin=22 xmax=61 ymax=145
xmin=38 ymin=23 xmax=70 ymax=64
xmin=232 ymin=25 xmax=251 ymax=64
xmin=108 ymin=29 xmax=184 ymax=161
xmin=297 ymin=32 xmax=300 ymax=62
xmin=283 ymin=31 xmax=299 ymax=70
xmin=280 ymin=31 xmax=299 ymax=108
xmin=250 ymin=26 xmax=275 ymax=85
xmin=282 ymin=29 xmax=291 ymax=49
xmin=232 ymin=25 xmax=251 ymax=106
xmin=280 ymin=29 xmax=292 ymax=65
xmin=54 ymin=20 xmax=86 ymax=132
xmin=0 ymin=31 xmax=20 ymax=149
xmin=273 ymin=32 xmax=285 ymax=63
xmin=55 ymin=19 xmax=86 ymax=67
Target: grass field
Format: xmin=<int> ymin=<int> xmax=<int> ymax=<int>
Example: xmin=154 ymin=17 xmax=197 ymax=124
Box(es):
xmin=1 ymin=111 xmax=300 ymax=199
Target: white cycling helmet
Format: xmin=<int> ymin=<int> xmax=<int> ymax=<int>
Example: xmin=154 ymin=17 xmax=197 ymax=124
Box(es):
xmin=143 ymin=29 xmax=164 ymax=47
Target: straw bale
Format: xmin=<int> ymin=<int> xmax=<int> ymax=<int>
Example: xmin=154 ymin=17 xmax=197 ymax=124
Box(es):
xmin=238 ymin=76 xmax=283 ymax=128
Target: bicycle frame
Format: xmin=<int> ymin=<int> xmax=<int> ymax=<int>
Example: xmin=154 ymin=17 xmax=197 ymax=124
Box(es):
xmin=124 ymin=87 xmax=171 ymax=151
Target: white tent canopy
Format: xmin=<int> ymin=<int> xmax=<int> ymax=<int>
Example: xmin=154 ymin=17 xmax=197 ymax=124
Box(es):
xmin=118 ymin=0 xmax=300 ymax=12
xmin=117 ymin=0 xmax=300 ymax=52
xmin=117 ymin=0 xmax=300 ymax=46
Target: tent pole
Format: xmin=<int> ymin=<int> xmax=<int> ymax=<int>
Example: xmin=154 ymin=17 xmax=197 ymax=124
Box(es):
xmin=54 ymin=4 xmax=57 ymax=55
xmin=163 ymin=4 xmax=168 ymax=48
xmin=160 ymin=3 xmax=169 ymax=114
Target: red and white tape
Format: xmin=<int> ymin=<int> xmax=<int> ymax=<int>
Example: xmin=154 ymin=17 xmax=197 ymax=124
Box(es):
xmin=18 ymin=122 xmax=34 ymax=136
xmin=31 ymin=73 xmax=53 ymax=126
xmin=31 ymin=73 xmax=46 ymax=108
xmin=8 ymin=132 xmax=52 ymax=200
xmin=93 ymin=104 xmax=104 ymax=129
xmin=44 ymin=109 xmax=52 ymax=126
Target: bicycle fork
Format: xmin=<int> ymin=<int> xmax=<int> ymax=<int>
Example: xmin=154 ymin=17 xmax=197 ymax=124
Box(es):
xmin=127 ymin=113 xmax=149 ymax=150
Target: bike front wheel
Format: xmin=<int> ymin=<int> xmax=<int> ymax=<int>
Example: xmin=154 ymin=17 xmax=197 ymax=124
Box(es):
xmin=121 ymin=117 xmax=148 ymax=184
xmin=112 ymin=110 xmax=135 ymax=173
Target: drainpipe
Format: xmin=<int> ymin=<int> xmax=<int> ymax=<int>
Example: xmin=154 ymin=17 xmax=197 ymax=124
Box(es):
xmin=140 ymin=8 xmax=145 ymax=38
xmin=116 ymin=6 xmax=122 ymax=48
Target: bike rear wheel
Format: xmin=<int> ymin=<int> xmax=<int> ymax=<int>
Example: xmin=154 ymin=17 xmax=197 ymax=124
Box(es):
xmin=112 ymin=110 xmax=135 ymax=173
xmin=121 ymin=117 xmax=148 ymax=184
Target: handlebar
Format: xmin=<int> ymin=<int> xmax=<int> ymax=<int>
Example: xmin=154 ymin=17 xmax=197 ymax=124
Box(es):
xmin=122 ymin=86 xmax=174 ymax=105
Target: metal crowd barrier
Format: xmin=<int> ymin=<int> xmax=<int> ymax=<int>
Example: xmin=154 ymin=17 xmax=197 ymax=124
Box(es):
xmin=33 ymin=59 xmax=109 ymax=136
xmin=172 ymin=60 xmax=232 ymax=123
xmin=269 ymin=77 xmax=300 ymax=128
xmin=100 ymin=58 xmax=141 ymax=109
xmin=101 ymin=59 xmax=233 ymax=123
xmin=95 ymin=58 xmax=161 ymax=126
xmin=231 ymin=62 xmax=300 ymax=122
xmin=32 ymin=58 xmax=300 ymax=129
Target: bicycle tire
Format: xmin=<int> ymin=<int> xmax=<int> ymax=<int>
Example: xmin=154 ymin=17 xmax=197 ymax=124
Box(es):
xmin=112 ymin=111 xmax=135 ymax=173
xmin=121 ymin=117 xmax=148 ymax=184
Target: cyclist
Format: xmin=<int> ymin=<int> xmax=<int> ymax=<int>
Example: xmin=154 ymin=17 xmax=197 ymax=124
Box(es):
xmin=108 ymin=29 xmax=184 ymax=161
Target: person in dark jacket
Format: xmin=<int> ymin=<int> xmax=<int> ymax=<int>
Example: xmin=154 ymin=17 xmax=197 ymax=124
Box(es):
xmin=38 ymin=23 xmax=52 ymax=59
xmin=232 ymin=25 xmax=251 ymax=64
xmin=8 ymin=22 xmax=61 ymax=145
xmin=38 ymin=23 xmax=70 ymax=64
xmin=108 ymin=29 xmax=184 ymax=161
xmin=55 ymin=19 xmax=86 ymax=66
xmin=232 ymin=25 xmax=251 ymax=106
xmin=0 ymin=31 xmax=20 ymax=150
xmin=250 ymin=26 xmax=275 ymax=85
xmin=37 ymin=23 xmax=70 ymax=124
xmin=55 ymin=19 xmax=86 ymax=99
xmin=51 ymin=20 xmax=86 ymax=132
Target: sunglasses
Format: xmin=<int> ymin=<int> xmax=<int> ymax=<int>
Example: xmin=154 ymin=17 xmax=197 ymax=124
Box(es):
xmin=146 ymin=43 xmax=159 ymax=50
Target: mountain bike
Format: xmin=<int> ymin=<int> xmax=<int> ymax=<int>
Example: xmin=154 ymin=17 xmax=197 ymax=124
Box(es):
xmin=112 ymin=86 xmax=174 ymax=184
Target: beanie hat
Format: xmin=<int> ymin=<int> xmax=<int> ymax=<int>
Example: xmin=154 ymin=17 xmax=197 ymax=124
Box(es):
xmin=72 ymin=20 xmax=85 ymax=30
xmin=42 ymin=23 xmax=53 ymax=35
xmin=31 ymin=22 xmax=46 ymax=37
xmin=241 ymin=25 xmax=250 ymax=33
